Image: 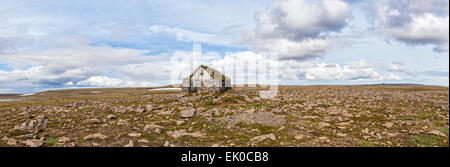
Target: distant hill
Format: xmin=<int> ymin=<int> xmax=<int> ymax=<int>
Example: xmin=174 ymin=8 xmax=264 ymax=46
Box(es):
xmin=0 ymin=94 xmax=20 ymax=97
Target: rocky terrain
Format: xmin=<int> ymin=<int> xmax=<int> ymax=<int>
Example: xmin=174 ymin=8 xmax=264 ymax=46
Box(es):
xmin=0 ymin=85 xmax=448 ymax=147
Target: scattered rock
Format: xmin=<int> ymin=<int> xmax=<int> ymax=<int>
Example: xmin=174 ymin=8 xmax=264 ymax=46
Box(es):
xmin=84 ymin=133 xmax=108 ymax=140
xmin=7 ymin=139 xmax=17 ymax=146
xmin=318 ymin=136 xmax=328 ymax=141
xmin=58 ymin=137 xmax=70 ymax=143
xmin=318 ymin=122 xmax=330 ymax=129
xmin=128 ymin=133 xmax=142 ymax=137
xmin=382 ymin=122 xmax=394 ymax=129
xmin=386 ymin=133 xmax=398 ymax=138
xmin=218 ymin=112 xmax=286 ymax=126
xmin=13 ymin=116 xmax=47 ymax=131
xmin=303 ymin=116 xmax=319 ymax=119
xmin=138 ymin=139 xmax=149 ymax=143
xmin=277 ymin=126 xmax=285 ymax=131
xmin=144 ymin=124 xmax=164 ymax=132
xmin=427 ymin=130 xmax=447 ymax=137
xmin=250 ymin=134 xmax=276 ymax=144
xmin=146 ymin=104 xmax=154 ymax=111
xmin=107 ymin=114 xmax=117 ymax=119
xmin=271 ymin=108 xmax=282 ymax=113
xmin=166 ymin=130 xmax=204 ymax=139
xmin=243 ymin=95 xmax=253 ymax=103
xmin=25 ymin=139 xmax=43 ymax=147
xmin=65 ymin=142 xmax=76 ymax=147
xmin=135 ymin=107 xmax=146 ymax=113
xmin=176 ymin=120 xmax=185 ymax=125
xmin=0 ymin=85 xmax=448 ymax=147
xmin=245 ymin=108 xmax=255 ymax=113
xmin=343 ymin=113 xmax=353 ymax=117
xmin=83 ymin=118 xmax=100 ymax=124
xmin=36 ymin=116 xmax=46 ymax=124
xmin=337 ymin=133 xmax=347 ymax=137
xmin=28 ymin=120 xmax=37 ymax=128
xmin=124 ymin=140 xmax=134 ymax=147
xmin=180 ymin=109 xmax=196 ymax=118
xmin=294 ymin=135 xmax=304 ymax=141
xmin=113 ymin=106 xmax=128 ymax=113
xmin=117 ymin=119 xmax=128 ymax=125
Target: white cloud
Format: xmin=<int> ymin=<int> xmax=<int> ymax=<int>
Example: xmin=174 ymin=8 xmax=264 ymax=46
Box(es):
xmin=385 ymin=13 xmax=449 ymax=52
xmin=123 ymin=81 xmax=159 ymax=87
xmin=382 ymin=72 xmax=402 ymax=81
xmin=368 ymin=0 xmax=449 ymax=52
xmin=282 ymin=59 xmax=401 ymax=81
xmin=388 ymin=62 xmax=405 ymax=72
xmin=0 ymin=66 xmax=44 ymax=84
xmin=178 ymin=51 xmax=400 ymax=82
xmin=0 ymin=44 xmax=165 ymax=92
xmin=0 ymin=46 xmax=407 ymax=93
xmin=64 ymin=81 xmax=74 ymax=86
xmin=242 ymin=35 xmax=332 ymax=60
xmin=76 ymin=76 xmax=159 ymax=87
xmin=253 ymin=0 xmax=351 ymax=40
xmin=241 ymin=0 xmax=352 ymax=60
xmin=149 ymin=25 xmax=222 ymax=45
xmin=76 ymin=76 xmax=123 ymax=87
xmin=0 ymin=88 xmax=14 ymax=93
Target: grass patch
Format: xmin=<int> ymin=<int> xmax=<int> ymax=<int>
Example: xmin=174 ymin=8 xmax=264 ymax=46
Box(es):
xmin=357 ymin=140 xmax=377 ymax=147
xmin=439 ymin=127 xmax=449 ymax=136
xmin=222 ymin=96 xmax=237 ymax=103
xmin=434 ymin=120 xmax=448 ymax=127
xmin=397 ymin=115 xmax=415 ymax=120
xmin=235 ymin=123 xmax=278 ymax=134
xmin=249 ymin=102 xmax=267 ymax=109
xmin=44 ymin=138 xmax=58 ymax=146
xmin=408 ymin=134 xmax=447 ymax=147
xmin=7 ymin=130 xmax=28 ymax=137
xmin=419 ymin=112 xmax=439 ymax=119
xmin=47 ymin=123 xmax=60 ymax=128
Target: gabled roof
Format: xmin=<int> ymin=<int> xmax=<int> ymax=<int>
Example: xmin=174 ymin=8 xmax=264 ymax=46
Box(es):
xmin=184 ymin=65 xmax=231 ymax=80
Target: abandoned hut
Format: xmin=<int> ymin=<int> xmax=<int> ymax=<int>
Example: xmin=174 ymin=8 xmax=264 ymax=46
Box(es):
xmin=182 ymin=65 xmax=231 ymax=93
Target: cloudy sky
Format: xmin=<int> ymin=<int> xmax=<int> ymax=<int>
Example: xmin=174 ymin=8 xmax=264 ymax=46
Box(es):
xmin=0 ymin=0 xmax=448 ymax=94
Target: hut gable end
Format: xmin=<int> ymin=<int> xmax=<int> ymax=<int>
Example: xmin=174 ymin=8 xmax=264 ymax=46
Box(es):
xmin=181 ymin=65 xmax=232 ymax=93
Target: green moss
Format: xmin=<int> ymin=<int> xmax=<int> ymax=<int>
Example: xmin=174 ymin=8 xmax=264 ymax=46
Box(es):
xmin=408 ymin=134 xmax=447 ymax=147
xmin=397 ymin=115 xmax=415 ymax=120
xmin=235 ymin=123 xmax=277 ymax=134
xmin=7 ymin=130 xmax=28 ymax=137
xmin=284 ymin=114 xmax=299 ymax=122
xmin=419 ymin=112 xmax=439 ymax=120
xmin=47 ymin=123 xmax=60 ymax=128
xmin=44 ymin=138 xmax=58 ymax=146
xmin=434 ymin=120 xmax=449 ymax=127
xmin=222 ymin=96 xmax=237 ymax=103
xmin=439 ymin=127 xmax=449 ymax=136
xmin=249 ymin=102 xmax=267 ymax=109
xmin=357 ymin=140 xmax=377 ymax=147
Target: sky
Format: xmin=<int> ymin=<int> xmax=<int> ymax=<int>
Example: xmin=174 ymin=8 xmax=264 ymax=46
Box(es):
xmin=0 ymin=0 xmax=449 ymax=94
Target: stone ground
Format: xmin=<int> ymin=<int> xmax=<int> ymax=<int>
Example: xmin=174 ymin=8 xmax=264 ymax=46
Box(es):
xmin=0 ymin=85 xmax=448 ymax=147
